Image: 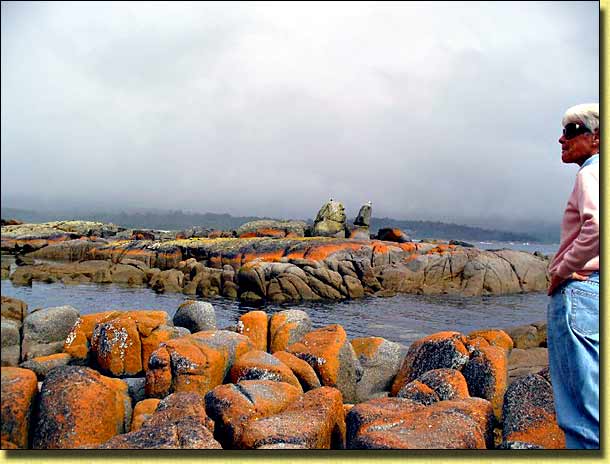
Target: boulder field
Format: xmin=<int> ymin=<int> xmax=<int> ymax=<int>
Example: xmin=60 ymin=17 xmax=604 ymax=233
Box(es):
xmin=1 ymin=297 xmax=563 ymax=450
xmin=3 ymin=221 xmax=551 ymax=302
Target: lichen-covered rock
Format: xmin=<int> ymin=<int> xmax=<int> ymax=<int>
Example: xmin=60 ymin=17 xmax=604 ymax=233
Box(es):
xmin=272 ymin=351 xmax=322 ymax=392
xmin=287 ymin=324 xmax=360 ymax=403
xmin=143 ymin=392 xmax=214 ymax=432
xmin=22 ymin=305 xmax=80 ymax=361
xmin=19 ymin=353 xmax=72 ymax=380
xmin=351 ymin=337 xmax=403 ymax=402
xmin=130 ymin=398 xmax=160 ymax=432
xmin=1 ymin=320 xmax=21 ymax=366
xmin=99 ymin=417 xmax=222 ymax=449
xmin=347 ymin=397 xmax=494 ymax=449
xmin=172 ymin=300 xmax=216 ymax=333
xmin=269 ymin=309 xmax=312 ymax=353
xmin=461 ymin=345 xmax=507 ymax=421
xmin=145 ymin=330 xmax=254 ymax=398
xmin=205 ymin=380 xmax=302 ymax=449
xmin=396 ymin=380 xmax=440 ymax=405
xmin=501 ymin=372 xmax=565 ymax=449
xmin=236 ymin=310 xmax=268 ymax=351
xmin=229 ymin=350 xmax=302 ymax=391
xmin=1 ymin=367 xmax=38 ymax=448
xmin=237 ymin=220 xmax=308 ymax=238
xmin=91 ymin=313 xmax=143 ymax=377
xmin=63 ymin=311 xmax=122 ymax=363
xmin=1 ymin=296 xmax=27 ymax=328
xmin=390 ymin=331 xmax=470 ymax=395
xmin=507 ymin=347 xmax=548 ymax=384
xmin=32 ymin=366 xmax=131 ymax=449
xmin=239 ymin=386 xmax=346 ymax=449
xmin=376 ymin=228 xmax=410 ymax=243
xmin=415 ymin=368 xmax=470 ymax=401
xmin=468 ymin=329 xmax=514 ymax=351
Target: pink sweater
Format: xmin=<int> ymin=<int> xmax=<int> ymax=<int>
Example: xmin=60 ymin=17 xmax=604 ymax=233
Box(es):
xmin=549 ymin=155 xmax=599 ymax=279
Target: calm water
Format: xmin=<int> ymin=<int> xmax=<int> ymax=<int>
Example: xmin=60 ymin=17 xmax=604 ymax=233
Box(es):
xmin=0 ymin=240 xmax=558 ymax=349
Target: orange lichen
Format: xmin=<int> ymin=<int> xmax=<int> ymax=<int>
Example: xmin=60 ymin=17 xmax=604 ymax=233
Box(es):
xmin=351 ymin=337 xmax=384 ymax=360
xmin=287 ymin=324 xmax=346 ymax=388
xmin=237 ymin=311 xmax=268 ymax=352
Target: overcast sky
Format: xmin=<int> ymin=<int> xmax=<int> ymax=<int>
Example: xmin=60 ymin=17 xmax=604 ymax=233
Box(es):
xmin=1 ymin=1 xmax=599 ymax=226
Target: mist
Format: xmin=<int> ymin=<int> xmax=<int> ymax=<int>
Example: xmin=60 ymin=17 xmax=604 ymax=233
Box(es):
xmin=1 ymin=1 xmax=599 ymax=228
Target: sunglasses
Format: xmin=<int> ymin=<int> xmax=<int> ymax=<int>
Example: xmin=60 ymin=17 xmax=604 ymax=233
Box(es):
xmin=563 ymin=122 xmax=591 ymax=140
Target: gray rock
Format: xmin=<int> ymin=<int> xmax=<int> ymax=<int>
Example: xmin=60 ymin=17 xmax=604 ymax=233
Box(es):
xmin=122 ymin=377 xmax=147 ymax=405
xmin=21 ymin=305 xmax=80 ymax=361
xmin=173 ymin=300 xmax=216 ymax=333
xmin=354 ymin=202 xmax=372 ymax=227
xmin=507 ymin=347 xmax=548 ymax=384
xmin=312 ymin=200 xmax=347 ymax=238
xmin=352 ymin=337 xmax=402 ymax=402
xmin=1 ymin=319 xmax=21 ymax=366
xmin=20 ymin=353 xmax=72 ymax=379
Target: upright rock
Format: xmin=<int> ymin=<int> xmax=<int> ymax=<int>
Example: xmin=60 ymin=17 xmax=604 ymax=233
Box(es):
xmin=313 ymin=199 xmax=347 ymax=238
xmin=354 ymin=201 xmax=372 ymax=227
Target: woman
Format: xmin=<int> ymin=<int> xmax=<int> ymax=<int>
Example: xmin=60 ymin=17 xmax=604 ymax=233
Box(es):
xmin=547 ymin=103 xmax=599 ymax=449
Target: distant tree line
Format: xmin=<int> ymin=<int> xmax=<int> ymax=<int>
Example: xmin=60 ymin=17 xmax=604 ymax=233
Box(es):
xmin=1 ymin=207 xmax=545 ymax=242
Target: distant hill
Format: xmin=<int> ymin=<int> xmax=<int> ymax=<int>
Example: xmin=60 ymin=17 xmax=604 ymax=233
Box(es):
xmin=1 ymin=207 xmax=542 ymax=242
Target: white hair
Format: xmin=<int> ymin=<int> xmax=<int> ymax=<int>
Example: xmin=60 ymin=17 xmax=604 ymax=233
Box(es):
xmin=562 ymin=103 xmax=599 ymax=132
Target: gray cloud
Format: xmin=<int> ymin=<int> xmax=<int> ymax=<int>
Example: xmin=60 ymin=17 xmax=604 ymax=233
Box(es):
xmin=1 ymin=1 xmax=599 ymax=226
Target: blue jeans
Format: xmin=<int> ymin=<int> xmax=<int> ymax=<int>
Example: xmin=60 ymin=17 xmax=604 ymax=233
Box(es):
xmin=547 ymin=271 xmax=599 ymax=449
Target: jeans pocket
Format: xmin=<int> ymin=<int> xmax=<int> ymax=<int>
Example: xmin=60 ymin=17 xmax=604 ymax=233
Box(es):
xmin=566 ymin=287 xmax=599 ymax=337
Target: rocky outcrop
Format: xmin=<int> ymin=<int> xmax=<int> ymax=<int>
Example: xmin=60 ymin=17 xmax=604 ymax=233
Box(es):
xmin=236 ymin=220 xmax=308 ymax=238
xmin=1 ymin=221 xmax=122 ymax=254
xmin=5 ymin=228 xmax=550 ymax=300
